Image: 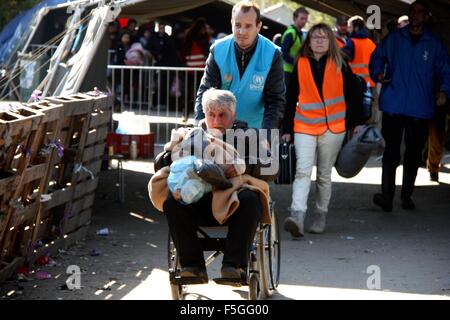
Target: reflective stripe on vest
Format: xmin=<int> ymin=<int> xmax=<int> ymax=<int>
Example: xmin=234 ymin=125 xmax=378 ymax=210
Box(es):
xmin=282 ymin=25 xmax=302 ymax=73
xmin=349 ymin=38 xmax=376 ymax=87
xmin=185 ymin=42 xmax=207 ymax=68
xmin=294 ymin=57 xmax=346 ymax=135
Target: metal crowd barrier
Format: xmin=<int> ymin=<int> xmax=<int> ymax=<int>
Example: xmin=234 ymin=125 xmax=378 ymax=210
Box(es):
xmin=107 ymin=65 xmax=204 ymax=145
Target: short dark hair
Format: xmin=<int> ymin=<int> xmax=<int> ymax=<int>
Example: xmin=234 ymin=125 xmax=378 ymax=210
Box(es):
xmin=410 ymin=0 xmax=431 ymax=15
xmin=232 ymin=1 xmax=261 ymax=24
xmin=348 ymin=16 xmax=366 ymax=31
xmin=336 ymin=15 xmax=348 ymax=26
xmin=293 ymin=7 xmax=309 ymax=19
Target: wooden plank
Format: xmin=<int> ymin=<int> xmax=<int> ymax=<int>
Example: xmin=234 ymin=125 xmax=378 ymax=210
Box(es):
xmin=86 ymin=126 xmax=108 ymax=146
xmin=21 ymin=163 xmax=47 ymax=185
xmin=74 ymin=178 xmax=99 ymax=198
xmin=63 ymin=209 xmax=92 ymax=234
xmin=9 ymin=202 xmax=39 ymax=229
xmin=47 ymin=96 xmax=94 ymax=117
xmin=24 ymin=101 xmax=64 ymax=124
xmin=0 ymin=257 xmax=24 ymax=283
xmin=82 ymin=144 xmax=105 ymax=163
xmin=0 ymin=173 xmax=18 ymax=196
xmin=41 ymin=178 xmax=99 ymax=211
xmin=89 ymin=111 xmax=111 ymax=129
xmin=41 ymin=186 xmax=73 ymax=211
xmin=75 ymin=160 xmax=102 ymax=182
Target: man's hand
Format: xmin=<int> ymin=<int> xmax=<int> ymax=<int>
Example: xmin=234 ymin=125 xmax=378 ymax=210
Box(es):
xmin=224 ymin=165 xmax=238 ymax=178
xmin=377 ymin=73 xmax=391 ymax=84
xmin=197 ymin=118 xmax=207 ymax=128
xmin=378 ymin=73 xmax=391 ymax=84
xmin=281 ymin=134 xmax=291 ymax=143
xmin=436 ymin=91 xmax=448 ymax=106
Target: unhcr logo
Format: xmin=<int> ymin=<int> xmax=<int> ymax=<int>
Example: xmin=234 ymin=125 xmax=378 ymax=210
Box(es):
xmin=250 ymin=74 xmax=265 ymax=91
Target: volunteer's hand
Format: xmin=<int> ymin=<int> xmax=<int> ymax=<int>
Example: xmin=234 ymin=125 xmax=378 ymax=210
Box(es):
xmin=377 ymin=73 xmax=391 ymax=84
xmin=436 ymin=91 xmax=448 ymax=106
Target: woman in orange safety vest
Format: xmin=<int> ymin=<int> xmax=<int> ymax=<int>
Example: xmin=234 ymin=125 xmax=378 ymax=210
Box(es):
xmin=281 ymin=23 xmax=363 ymax=237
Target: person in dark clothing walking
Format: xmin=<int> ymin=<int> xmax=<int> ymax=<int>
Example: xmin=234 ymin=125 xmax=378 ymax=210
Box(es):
xmin=369 ymin=0 xmax=450 ymax=211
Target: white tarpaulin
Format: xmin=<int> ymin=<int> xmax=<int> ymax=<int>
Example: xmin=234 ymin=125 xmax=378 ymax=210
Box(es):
xmin=56 ymin=5 xmax=114 ymax=95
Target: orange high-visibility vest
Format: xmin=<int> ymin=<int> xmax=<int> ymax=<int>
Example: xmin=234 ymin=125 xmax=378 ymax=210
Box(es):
xmin=294 ymin=57 xmax=346 ymax=135
xmin=349 ymin=38 xmax=376 ymax=87
xmin=185 ymin=41 xmax=207 ymax=68
xmin=336 ymin=37 xmax=345 ymax=48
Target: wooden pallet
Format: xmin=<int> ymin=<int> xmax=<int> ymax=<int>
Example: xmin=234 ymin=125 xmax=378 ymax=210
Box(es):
xmin=0 ymin=92 xmax=112 ymax=279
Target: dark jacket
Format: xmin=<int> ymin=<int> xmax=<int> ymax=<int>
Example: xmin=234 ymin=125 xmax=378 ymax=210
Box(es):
xmin=154 ymin=120 xmax=277 ymax=182
xmin=282 ymin=55 xmax=365 ymax=134
xmin=194 ymin=37 xmax=286 ymax=130
xmin=369 ymin=26 xmax=450 ymax=119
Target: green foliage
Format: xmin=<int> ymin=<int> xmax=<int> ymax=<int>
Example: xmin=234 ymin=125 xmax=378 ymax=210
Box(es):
xmin=0 ymin=0 xmax=41 ymax=30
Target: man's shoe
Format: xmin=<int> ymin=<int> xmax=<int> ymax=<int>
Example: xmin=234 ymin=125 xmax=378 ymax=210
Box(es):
xmin=221 ymin=264 xmax=245 ymax=280
xmin=373 ymin=193 xmax=393 ymax=212
xmin=401 ymin=197 xmax=415 ymax=210
xmin=179 ymin=267 xmax=208 ymax=283
xmin=283 ymin=211 xmax=305 ymax=237
xmin=309 ymin=212 xmax=326 ymax=234
xmin=430 ymin=172 xmax=439 ymax=182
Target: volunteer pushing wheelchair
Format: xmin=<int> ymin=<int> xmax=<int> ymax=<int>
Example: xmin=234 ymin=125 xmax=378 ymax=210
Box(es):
xmin=148 ymin=89 xmax=280 ymax=300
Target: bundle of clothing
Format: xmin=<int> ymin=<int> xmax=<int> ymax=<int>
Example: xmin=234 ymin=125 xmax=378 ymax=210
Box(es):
xmin=149 ymin=126 xmax=272 ymax=224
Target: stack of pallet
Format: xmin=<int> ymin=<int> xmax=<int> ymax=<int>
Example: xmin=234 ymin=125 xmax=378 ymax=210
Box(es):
xmin=0 ymin=92 xmax=112 ymax=282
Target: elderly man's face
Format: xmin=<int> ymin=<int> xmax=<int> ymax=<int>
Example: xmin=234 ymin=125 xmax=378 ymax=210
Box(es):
xmin=205 ymin=106 xmax=235 ymax=134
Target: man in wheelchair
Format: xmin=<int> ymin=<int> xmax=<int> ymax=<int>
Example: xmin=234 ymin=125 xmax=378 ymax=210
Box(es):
xmin=149 ymin=88 xmax=277 ymax=284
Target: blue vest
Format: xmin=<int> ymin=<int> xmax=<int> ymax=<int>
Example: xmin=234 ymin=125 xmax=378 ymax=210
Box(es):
xmin=214 ymin=34 xmax=277 ymax=128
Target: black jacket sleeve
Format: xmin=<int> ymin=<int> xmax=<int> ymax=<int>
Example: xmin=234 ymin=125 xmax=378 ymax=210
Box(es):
xmin=262 ymin=50 xmax=286 ymax=130
xmin=342 ymin=62 xmax=365 ymax=129
xmin=281 ymin=63 xmax=299 ymax=135
xmin=195 ymin=48 xmax=222 ymax=121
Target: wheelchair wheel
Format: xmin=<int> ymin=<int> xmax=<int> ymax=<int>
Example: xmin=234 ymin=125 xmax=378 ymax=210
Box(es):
xmin=168 ymin=235 xmax=185 ymax=300
xmin=248 ymin=273 xmax=260 ymax=300
xmin=258 ymin=203 xmax=281 ymax=298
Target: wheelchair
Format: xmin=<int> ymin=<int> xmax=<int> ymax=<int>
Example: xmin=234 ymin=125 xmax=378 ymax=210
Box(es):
xmin=168 ymin=200 xmax=280 ymax=300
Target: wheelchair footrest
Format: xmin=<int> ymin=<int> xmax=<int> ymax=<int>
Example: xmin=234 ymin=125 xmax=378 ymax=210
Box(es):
xmin=170 ymin=276 xmax=208 ymax=285
xmin=213 ymin=277 xmax=247 ymax=287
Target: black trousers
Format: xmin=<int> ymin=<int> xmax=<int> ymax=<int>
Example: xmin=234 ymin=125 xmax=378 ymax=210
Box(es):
xmin=380 ymin=113 xmax=429 ymax=200
xmin=163 ymin=189 xmax=262 ymax=270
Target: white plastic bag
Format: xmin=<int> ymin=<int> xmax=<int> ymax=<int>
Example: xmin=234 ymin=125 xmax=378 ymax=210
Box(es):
xmin=167 ymin=156 xmax=212 ymax=204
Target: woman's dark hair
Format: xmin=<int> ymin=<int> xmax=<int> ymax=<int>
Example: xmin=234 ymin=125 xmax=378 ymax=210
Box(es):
xmin=183 ymin=18 xmax=210 ymax=57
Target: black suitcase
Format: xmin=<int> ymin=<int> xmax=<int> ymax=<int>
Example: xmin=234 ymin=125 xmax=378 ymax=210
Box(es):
xmin=275 ymin=142 xmax=296 ymax=184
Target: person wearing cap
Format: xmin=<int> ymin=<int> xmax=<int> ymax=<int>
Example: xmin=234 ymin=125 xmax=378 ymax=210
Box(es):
xmin=281 ymin=7 xmax=309 ymax=86
xmin=397 ymin=15 xmax=409 ymax=28
xmin=335 ymin=16 xmax=348 ymax=48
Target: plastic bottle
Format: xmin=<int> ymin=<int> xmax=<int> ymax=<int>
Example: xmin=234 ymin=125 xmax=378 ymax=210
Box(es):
xmin=362 ymin=82 xmax=373 ymax=119
xmin=130 ymin=140 xmax=138 ymax=160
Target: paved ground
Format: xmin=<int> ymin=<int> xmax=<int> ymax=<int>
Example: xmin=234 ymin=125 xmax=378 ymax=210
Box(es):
xmin=1 ymin=154 xmax=449 ymax=300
